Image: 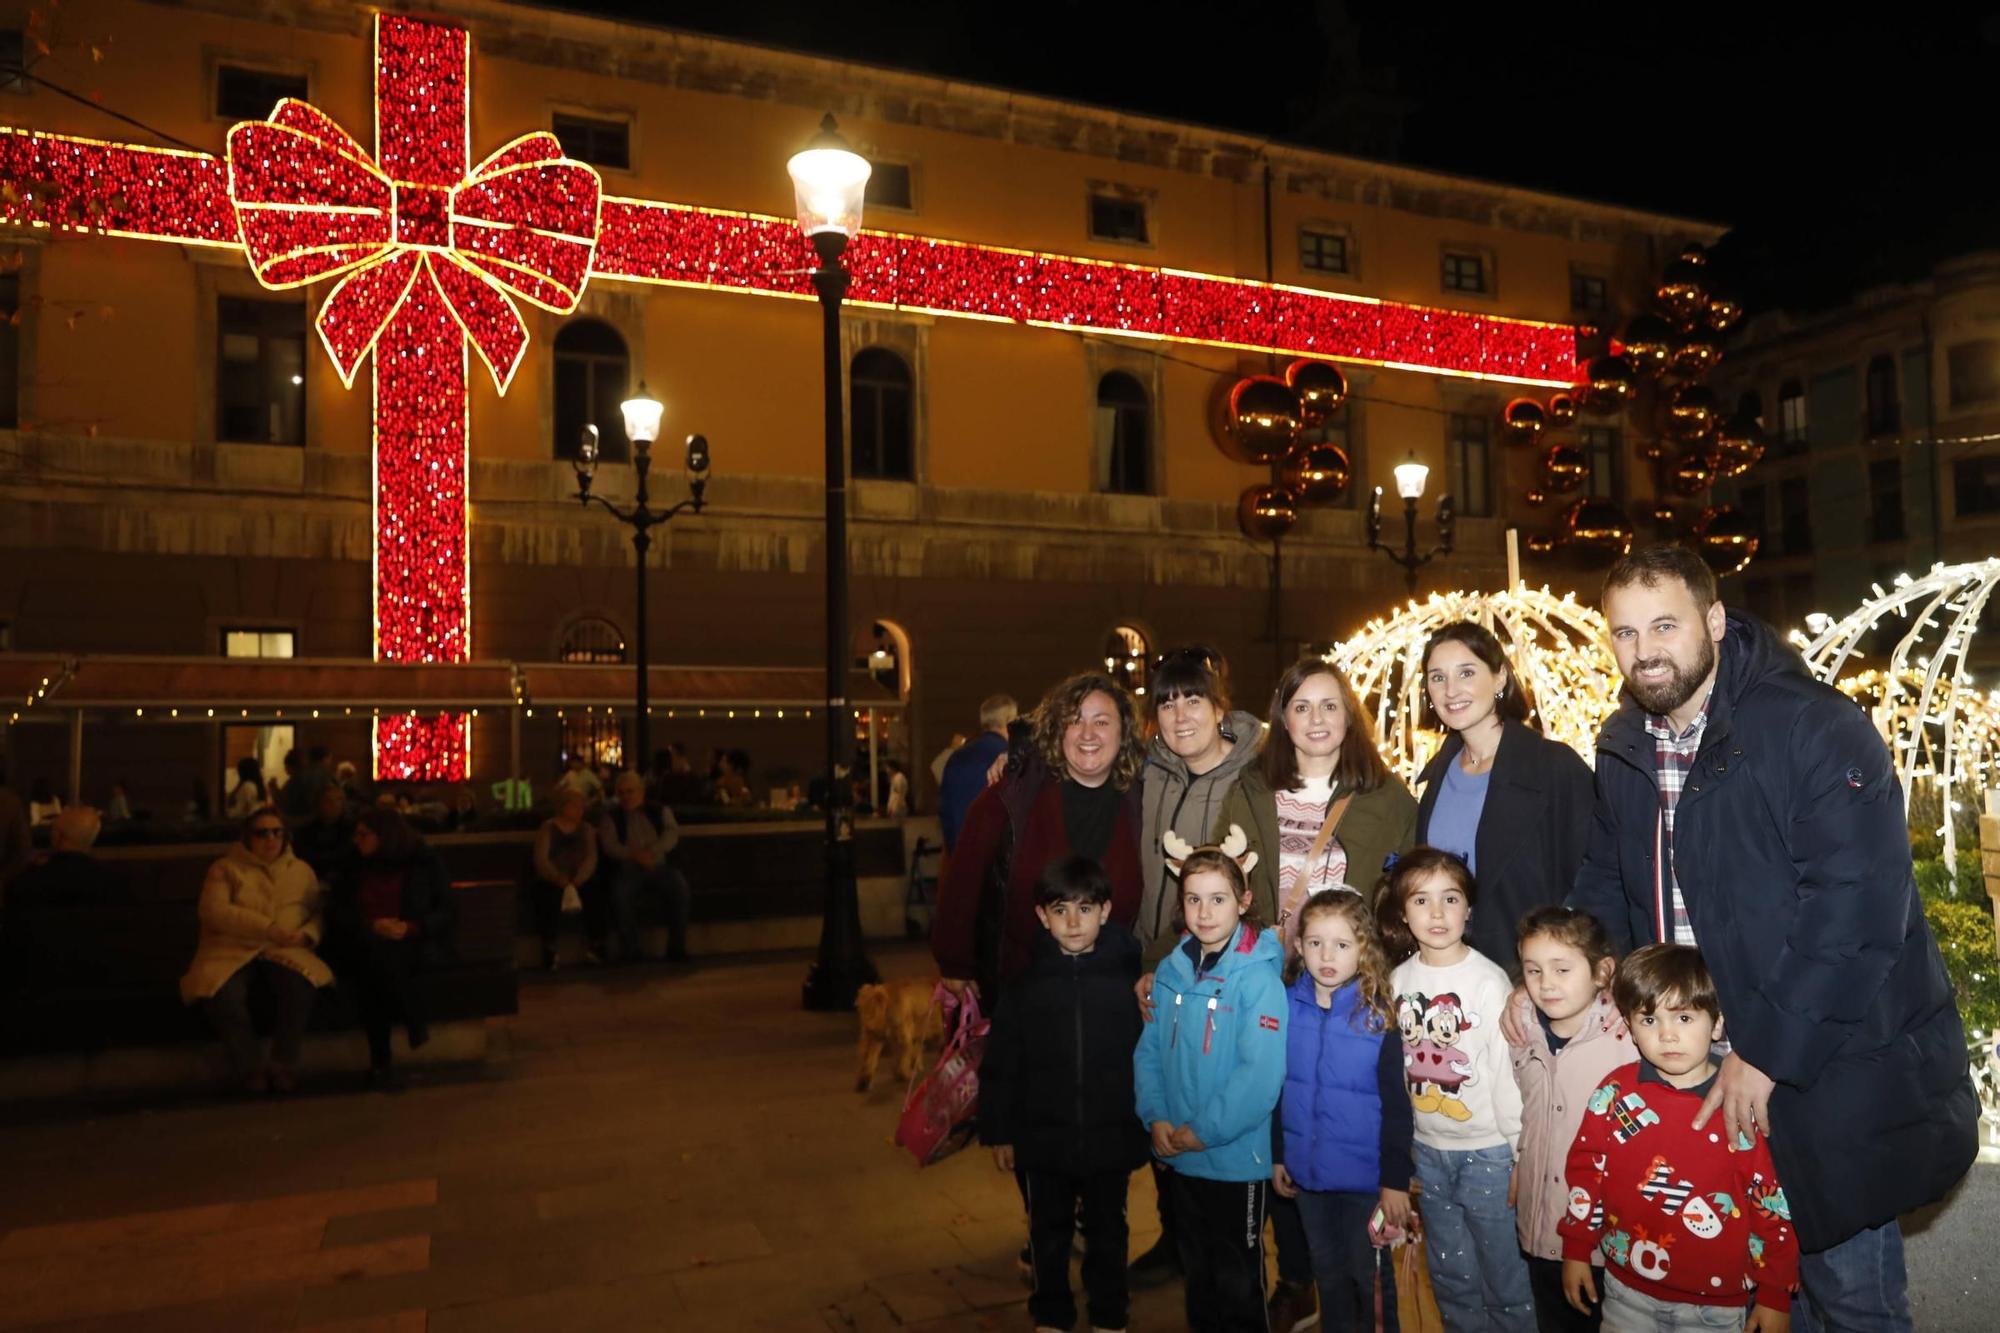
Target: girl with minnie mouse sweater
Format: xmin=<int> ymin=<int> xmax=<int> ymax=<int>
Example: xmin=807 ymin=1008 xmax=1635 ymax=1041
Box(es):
xmin=1379 ymin=848 xmax=1533 ymax=1333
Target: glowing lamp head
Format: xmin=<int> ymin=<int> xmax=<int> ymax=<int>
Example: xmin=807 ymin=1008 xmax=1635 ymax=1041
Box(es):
xmin=1394 ymin=455 xmax=1430 ymax=500
xmin=787 ymin=113 xmax=870 ymax=242
xmin=621 ymin=383 xmax=664 ymax=448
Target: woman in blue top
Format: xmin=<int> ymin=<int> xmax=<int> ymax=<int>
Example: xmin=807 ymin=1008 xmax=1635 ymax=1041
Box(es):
xmin=1414 ymin=622 xmax=1594 ymax=964
xmin=1273 ymin=888 xmax=1415 ymax=1332
xmin=1135 ymin=832 xmax=1288 ymax=1333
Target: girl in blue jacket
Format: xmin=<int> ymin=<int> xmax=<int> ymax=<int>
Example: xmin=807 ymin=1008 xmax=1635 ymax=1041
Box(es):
xmin=1273 ymin=889 xmax=1416 ymax=1332
xmin=1135 ymin=834 xmax=1288 ymax=1333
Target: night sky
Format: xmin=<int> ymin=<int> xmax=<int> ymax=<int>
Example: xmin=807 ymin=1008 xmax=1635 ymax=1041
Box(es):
xmin=561 ymin=0 xmax=2000 ymax=316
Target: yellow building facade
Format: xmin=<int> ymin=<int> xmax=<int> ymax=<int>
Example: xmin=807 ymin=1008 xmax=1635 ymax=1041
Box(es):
xmin=0 ymin=0 xmax=1718 ymax=806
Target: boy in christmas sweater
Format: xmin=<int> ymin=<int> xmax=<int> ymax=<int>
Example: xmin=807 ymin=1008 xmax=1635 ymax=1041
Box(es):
xmin=1560 ymin=945 xmax=1797 ymax=1332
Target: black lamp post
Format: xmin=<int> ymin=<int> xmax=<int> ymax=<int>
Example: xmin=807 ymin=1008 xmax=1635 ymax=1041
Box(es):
xmin=1367 ymin=453 xmax=1455 ymax=592
xmin=570 ymin=388 xmax=710 ymax=771
xmin=792 ymin=113 xmax=880 ymax=1011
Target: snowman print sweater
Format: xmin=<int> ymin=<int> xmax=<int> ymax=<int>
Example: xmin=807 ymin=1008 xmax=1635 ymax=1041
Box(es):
xmin=1559 ymin=1062 xmax=1798 ymax=1313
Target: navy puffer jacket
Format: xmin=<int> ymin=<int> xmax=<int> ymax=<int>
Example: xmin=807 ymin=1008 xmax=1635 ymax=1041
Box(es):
xmin=1569 ymin=609 xmax=1978 ymax=1252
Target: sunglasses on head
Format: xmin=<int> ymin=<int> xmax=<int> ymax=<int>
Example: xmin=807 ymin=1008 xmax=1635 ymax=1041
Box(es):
xmin=1155 ymin=645 xmax=1221 ymax=670
xmin=250 ymin=826 xmax=285 ymax=839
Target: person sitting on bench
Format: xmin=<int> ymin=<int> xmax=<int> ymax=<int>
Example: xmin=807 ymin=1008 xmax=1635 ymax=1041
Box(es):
xmin=180 ymin=808 xmax=333 ymax=1095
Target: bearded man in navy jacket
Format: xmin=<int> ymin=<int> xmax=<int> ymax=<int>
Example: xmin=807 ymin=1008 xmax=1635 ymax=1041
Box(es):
xmin=1565 ymin=544 xmax=1976 ymax=1333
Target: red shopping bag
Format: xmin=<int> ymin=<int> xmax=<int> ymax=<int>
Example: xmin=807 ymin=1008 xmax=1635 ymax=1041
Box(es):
xmin=894 ymin=984 xmax=988 ymax=1166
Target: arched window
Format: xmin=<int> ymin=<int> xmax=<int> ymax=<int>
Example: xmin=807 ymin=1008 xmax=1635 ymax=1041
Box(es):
xmin=855 ymin=620 xmax=913 ymax=812
xmin=1104 ymin=624 xmax=1151 ymax=698
xmin=553 ymin=319 xmax=630 ymax=461
xmin=558 ymin=616 xmax=627 ymax=769
xmin=863 ymin=620 xmax=913 ymax=699
xmin=850 ymin=348 xmax=914 ymax=480
xmin=1095 ymin=372 xmax=1151 ymax=495
xmin=559 ymin=617 xmax=626 ymax=664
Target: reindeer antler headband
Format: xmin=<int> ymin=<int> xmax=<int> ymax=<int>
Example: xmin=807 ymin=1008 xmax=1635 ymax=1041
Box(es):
xmin=1161 ymin=824 xmax=1260 ymax=880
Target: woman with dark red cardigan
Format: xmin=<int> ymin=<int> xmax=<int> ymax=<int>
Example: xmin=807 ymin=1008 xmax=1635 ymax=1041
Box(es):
xmin=326 ymin=807 xmax=455 ymax=1089
xmin=931 ymin=672 xmax=1146 ymax=1012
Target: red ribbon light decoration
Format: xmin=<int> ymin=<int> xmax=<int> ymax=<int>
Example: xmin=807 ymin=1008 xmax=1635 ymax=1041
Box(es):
xmin=226 ymin=96 xmax=601 ymax=390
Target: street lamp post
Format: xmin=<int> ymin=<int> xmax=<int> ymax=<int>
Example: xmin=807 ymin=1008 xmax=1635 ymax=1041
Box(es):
xmin=570 ymin=387 xmax=710 ymax=770
xmin=1367 ymin=453 xmax=1456 ymax=592
xmin=792 ymin=113 xmax=880 ymax=1011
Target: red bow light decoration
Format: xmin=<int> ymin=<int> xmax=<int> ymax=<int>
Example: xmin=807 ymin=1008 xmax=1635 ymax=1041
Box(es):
xmin=227 ymin=99 xmax=601 ymax=390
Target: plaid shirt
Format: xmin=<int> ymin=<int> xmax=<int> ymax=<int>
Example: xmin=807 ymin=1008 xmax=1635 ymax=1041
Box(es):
xmin=1643 ymin=691 xmax=1712 ymax=947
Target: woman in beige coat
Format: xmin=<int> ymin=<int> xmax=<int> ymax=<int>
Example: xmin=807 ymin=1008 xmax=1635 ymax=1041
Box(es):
xmin=180 ymin=808 xmax=333 ymax=1092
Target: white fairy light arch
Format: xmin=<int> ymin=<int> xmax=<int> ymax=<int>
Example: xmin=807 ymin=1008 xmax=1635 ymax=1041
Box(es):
xmin=1327 ymin=587 xmax=1622 ymax=784
xmin=1794 ymin=559 xmax=2000 ymax=862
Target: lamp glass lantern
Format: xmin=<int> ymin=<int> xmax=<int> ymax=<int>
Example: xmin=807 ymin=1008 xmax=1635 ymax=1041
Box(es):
xmin=621 ymin=384 xmax=664 ymax=449
xmin=786 ymin=114 xmax=871 ymax=240
xmin=1394 ymin=455 xmax=1430 ymax=500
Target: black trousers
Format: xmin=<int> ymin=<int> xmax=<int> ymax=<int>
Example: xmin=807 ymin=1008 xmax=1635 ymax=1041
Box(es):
xmin=343 ymin=933 xmax=426 ymax=1068
xmin=203 ymin=958 xmax=317 ymax=1078
xmin=1025 ymin=1166 xmax=1133 ymax=1330
xmin=1167 ymin=1169 xmax=1270 ymax=1333
xmin=1150 ymin=1157 xmax=1179 ymax=1252
xmin=1269 ymin=1184 xmax=1314 ymax=1285
xmin=530 ymin=878 xmax=607 ymax=952
xmin=1527 ymin=1256 xmax=1601 ymax=1333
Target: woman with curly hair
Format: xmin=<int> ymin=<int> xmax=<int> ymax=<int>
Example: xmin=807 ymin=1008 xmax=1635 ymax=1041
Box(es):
xmin=930 ymin=671 xmax=1145 ymax=1013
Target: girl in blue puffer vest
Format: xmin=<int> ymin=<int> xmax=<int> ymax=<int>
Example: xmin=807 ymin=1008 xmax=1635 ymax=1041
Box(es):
xmin=1135 ymin=836 xmax=1288 ymax=1333
xmin=1272 ymin=889 xmax=1415 ymax=1332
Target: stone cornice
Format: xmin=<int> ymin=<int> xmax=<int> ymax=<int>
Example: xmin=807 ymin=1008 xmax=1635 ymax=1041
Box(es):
xmin=150 ymin=0 xmax=1723 ymax=245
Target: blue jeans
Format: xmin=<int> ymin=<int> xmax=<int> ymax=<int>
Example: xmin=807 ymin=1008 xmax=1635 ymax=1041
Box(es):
xmin=608 ymin=861 xmax=691 ymax=959
xmin=1790 ymin=1222 xmax=1911 ymax=1333
xmin=1600 ymin=1272 xmax=1745 ymax=1331
xmin=1413 ymin=1141 xmax=1536 ymax=1333
xmin=1295 ymin=1188 xmax=1397 ymax=1333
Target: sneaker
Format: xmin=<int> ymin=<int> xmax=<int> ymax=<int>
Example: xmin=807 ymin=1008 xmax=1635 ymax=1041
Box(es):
xmin=583 ymin=947 xmax=605 ymax=967
xmin=1267 ymin=1277 xmax=1319 ymax=1332
xmin=1127 ymin=1236 xmax=1180 ymax=1289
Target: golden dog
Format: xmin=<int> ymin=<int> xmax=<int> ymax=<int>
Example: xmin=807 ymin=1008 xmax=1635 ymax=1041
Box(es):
xmin=855 ymin=980 xmax=946 ymax=1092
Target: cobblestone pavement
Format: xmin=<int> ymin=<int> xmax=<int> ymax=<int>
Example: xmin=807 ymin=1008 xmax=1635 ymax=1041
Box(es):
xmin=0 ymin=941 xmax=1987 ymax=1330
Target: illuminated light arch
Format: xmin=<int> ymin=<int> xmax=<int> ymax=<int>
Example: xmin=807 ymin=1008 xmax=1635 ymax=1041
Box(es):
xmin=0 ymin=17 xmax=1589 ymax=776
xmin=1326 ymin=586 xmax=1620 ymax=784
xmin=1795 ymin=559 xmax=2000 ymax=862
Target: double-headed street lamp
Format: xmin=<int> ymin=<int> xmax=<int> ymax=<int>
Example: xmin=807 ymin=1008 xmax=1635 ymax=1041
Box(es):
xmin=1367 ymin=453 xmax=1455 ymax=592
xmin=792 ymin=113 xmax=881 ymax=1011
xmin=571 ymin=387 xmax=711 ymax=771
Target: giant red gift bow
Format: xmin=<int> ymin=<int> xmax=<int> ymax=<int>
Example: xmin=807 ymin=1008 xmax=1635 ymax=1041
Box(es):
xmin=0 ymin=15 xmax=1582 ymax=779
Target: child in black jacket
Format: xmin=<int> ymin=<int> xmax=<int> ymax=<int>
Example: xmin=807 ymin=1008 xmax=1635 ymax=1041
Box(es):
xmin=980 ymin=855 xmax=1151 ymax=1333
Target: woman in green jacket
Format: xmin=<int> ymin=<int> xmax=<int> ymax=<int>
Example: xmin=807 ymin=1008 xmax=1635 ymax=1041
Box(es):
xmin=1217 ymin=657 xmax=1416 ymax=947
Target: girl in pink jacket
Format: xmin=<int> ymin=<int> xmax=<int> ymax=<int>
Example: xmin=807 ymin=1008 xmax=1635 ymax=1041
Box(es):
xmin=1508 ymin=907 xmax=1635 ymax=1333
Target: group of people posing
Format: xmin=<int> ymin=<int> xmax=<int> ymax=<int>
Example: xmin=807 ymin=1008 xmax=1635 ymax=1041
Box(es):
xmin=932 ymin=543 xmax=1979 ymax=1333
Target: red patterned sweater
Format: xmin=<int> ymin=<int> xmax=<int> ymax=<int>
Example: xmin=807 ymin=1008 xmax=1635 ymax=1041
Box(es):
xmin=1559 ymin=1062 xmax=1798 ymax=1313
